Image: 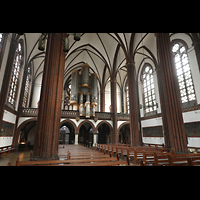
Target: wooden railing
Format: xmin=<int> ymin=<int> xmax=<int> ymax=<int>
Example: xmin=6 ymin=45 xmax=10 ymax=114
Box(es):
xmin=19 ymin=108 xmax=129 ymax=121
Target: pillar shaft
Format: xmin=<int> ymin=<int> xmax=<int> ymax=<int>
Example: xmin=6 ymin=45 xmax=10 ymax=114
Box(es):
xmin=33 ymin=33 xmax=65 ymax=159
xmin=127 ymin=61 xmax=142 ymax=146
xmin=156 ymin=33 xmax=188 ymax=153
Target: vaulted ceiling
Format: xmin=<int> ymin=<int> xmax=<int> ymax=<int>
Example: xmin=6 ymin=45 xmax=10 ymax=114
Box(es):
xmin=22 ymin=33 xmax=160 ymax=93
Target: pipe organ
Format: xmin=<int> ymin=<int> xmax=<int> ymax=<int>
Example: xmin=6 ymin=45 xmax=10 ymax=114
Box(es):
xmin=70 ymin=63 xmax=98 ymax=118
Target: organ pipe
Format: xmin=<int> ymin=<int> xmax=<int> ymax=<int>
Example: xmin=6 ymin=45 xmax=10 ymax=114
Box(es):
xmin=70 ymin=63 xmax=98 ymax=118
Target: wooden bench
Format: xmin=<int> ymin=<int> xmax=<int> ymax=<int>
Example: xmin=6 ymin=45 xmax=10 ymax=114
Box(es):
xmin=126 ymin=146 xmax=175 ymax=165
xmin=154 ymin=153 xmax=171 ymax=166
xmin=40 ymin=161 xmax=127 ymax=166
xmin=154 ymin=152 xmax=200 ymax=166
xmin=142 ymin=150 xmax=175 ymax=166
xmin=95 ymin=144 xmax=128 ymax=155
xmin=188 ymin=157 xmax=200 ymax=166
xmin=16 ymin=157 xmax=128 ymax=166
xmin=0 ymin=145 xmax=15 ymax=155
xmin=126 ymin=146 xmax=162 ymax=165
xmin=115 ymin=146 xmax=129 ymax=160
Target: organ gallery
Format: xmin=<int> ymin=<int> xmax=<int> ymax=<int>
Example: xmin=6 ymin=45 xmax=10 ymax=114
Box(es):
xmin=70 ymin=63 xmax=98 ymax=118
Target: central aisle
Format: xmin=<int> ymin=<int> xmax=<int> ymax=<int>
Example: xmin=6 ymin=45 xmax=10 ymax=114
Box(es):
xmin=58 ymin=144 xmax=128 ymax=166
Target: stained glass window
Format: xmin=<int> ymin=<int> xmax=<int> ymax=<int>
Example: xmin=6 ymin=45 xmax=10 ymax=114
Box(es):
xmin=7 ymin=40 xmax=24 ymax=107
xmin=141 ymin=64 xmax=157 ymax=115
xmin=172 ymin=41 xmax=196 ymax=104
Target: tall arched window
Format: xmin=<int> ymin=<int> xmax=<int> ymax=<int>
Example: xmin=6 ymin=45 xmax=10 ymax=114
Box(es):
xmin=141 ymin=63 xmax=157 ymax=115
xmin=125 ymin=82 xmax=129 ymax=114
xmin=7 ymin=39 xmax=24 ymax=108
xmin=22 ymin=63 xmax=32 ymax=107
xmin=172 ymin=40 xmax=196 ymax=107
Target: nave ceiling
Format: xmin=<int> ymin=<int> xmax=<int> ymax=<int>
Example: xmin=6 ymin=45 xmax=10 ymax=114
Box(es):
xmin=18 ymin=33 xmax=195 ymax=93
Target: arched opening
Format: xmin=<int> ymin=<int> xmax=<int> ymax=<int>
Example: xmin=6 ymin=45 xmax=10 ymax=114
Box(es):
xmin=97 ymin=123 xmax=111 ymax=144
xmin=60 ymin=122 xmax=75 ymax=144
xmin=78 ymin=122 xmax=93 ymax=147
xmin=118 ymin=124 xmax=130 ymax=144
xmin=18 ymin=120 xmax=37 ymax=150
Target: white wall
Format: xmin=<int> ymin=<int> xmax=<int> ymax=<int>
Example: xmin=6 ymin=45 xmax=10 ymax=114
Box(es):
xmin=0 ymin=110 xmax=17 ymax=147
xmin=31 ymin=74 xmax=42 ymax=108
xmin=141 ymin=110 xmax=200 ymax=147
xmin=105 ymin=81 xmax=111 ymax=112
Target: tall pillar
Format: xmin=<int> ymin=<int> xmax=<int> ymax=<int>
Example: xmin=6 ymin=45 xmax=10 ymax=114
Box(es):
xmin=156 ymin=33 xmax=188 ymax=153
xmin=126 ymin=61 xmax=142 ymax=146
xmin=100 ymin=88 xmax=105 ymax=112
xmin=33 ymin=33 xmax=65 ymax=160
xmin=191 ymin=33 xmax=200 ymax=73
xmin=111 ymin=78 xmax=118 ymax=143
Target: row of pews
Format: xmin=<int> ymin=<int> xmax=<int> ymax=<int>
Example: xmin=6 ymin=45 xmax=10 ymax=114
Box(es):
xmin=9 ymin=143 xmax=200 ymax=166
xmin=15 ymin=144 xmax=128 ymax=166
xmin=95 ymin=143 xmax=200 ymax=166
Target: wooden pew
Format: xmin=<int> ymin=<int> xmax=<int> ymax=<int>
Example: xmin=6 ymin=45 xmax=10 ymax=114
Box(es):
xmin=41 ymin=161 xmax=128 ymax=166
xmin=116 ymin=146 xmax=129 ymax=160
xmin=16 ymin=157 xmax=127 ymax=166
xmin=169 ymin=153 xmax=200 ymax=166
xmin=126 ymin=146 xmax=162 ymax=165
xmin=189 ymin=157 xmax=200 ymax=166
xmin=142 ymin=150 xmax=175 ymax=166
xmin=169 ymin=157 xmax=192 ymax=166
xmin=154 ymin=152 xmax=200 ymax=166
xmin=109 ymin=144 xmax=128 ymax=157
xmin=154 ymin=153 xmax=171 ymax=166
xmin=96 ymin=144 xmax=128 ymax=156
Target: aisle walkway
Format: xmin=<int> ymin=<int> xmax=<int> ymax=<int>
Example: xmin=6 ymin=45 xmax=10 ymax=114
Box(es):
xmin=58 ymin=144 xmax=128 ymax=166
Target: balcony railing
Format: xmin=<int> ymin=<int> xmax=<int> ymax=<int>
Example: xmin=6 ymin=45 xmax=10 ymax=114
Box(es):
xmin=19 ymin=108 xmax=130 ymax=121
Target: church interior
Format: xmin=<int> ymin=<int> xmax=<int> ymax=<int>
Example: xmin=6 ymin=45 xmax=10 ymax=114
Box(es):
xmin=0 ymin=33 xmax=200 ymax=166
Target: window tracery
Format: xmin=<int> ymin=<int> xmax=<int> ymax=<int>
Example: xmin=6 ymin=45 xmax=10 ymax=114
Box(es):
xmin=125 ymin=82 xmax=129 ymax=114
xmin=141 ymin=63 xmax=157 ymax=115
xmin=22 ymin=64 xmax=31 ymax=107
xmin=7 ymin=40 xmax=24 ymax=108
xmin=172 ymin=41 xmax=196 ymax=106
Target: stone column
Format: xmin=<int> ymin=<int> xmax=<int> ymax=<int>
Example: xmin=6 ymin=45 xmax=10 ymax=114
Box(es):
xmin=191 ymin=33 xmax=200 ymax=73
xmin=126 ymin=61 xmax=142 ymax=146
xmin=33 ymin=33 xmax=65 ymax=160
xmin=111 ymin=78 xmax=118 ymax=144
xmin=100 ymin=88 xmax=105 ymax=112
xmin=156 ymin=33 xmax=188 ymax=153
